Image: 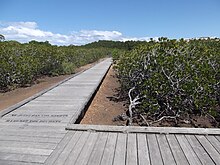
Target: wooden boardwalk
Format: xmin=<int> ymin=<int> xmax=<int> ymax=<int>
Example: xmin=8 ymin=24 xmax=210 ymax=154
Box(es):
xmin=0 ymin=59 xmax=112 ymax=165
xmin=54 ymin=125 xmax=220 ymax=165
xmin=0 ymin=58 xmax=220 ymax=165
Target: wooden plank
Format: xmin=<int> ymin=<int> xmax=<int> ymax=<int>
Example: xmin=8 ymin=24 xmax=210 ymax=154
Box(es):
xmin=44 ymin=131 xmax=75 ymax=165
xmin=113 ymin=133 xmax=127 ymax=165
xmin=196 ymin=135 xmax=220 ymax=164
xmin=66 ymin=124 xmax=220 ymax=135
xmin=100 ymin=133 xmax=117 ymax=165
xmin=0 ymin=160 xmax=41 ymax=165
xmin=64 ymin=131 xmax=90 ymax=165
xmin=0 ymin=146 xmax=52 ymax=155
xmin=5 ymin=112 xmax=75 ymax=117
xmin=0 ymin=130 xmax=66 ymax=138
xmin=2 ymin=116 xmax=72 ymax=121
xmin=166 ymin=134 xmax=189 ymax=165
xmin=215 ymin=136 xmax=220 ymax=142
xmin=0 ymin=152 xmax=47 ymax=163
xmin=2 ymin=117 xmax=72 ymax=124
xmin=176 ymin=135 xmax=201 ymax=165
xmin=26 ymin=101 xmax=80 ymax=106
xmin=88 ymin=132 xmax=109 ymax=165
xmin=126 ymin=133 xmax=138 ymax=165
xmin=1 ymin=125 xmax=66 ymax=132
xmin=20 ymin=104 xmax=79 ymax=108
xmin=137 ymin=134 xmax=150 ymax=165
xmin=0 ymin=130 xmax=67 ymax=139
xmin=147 ymin=134 xmax=163 ymax=165
xmin=0 ymin=141 xmax=57 ymax=150
xmin=156 ymin=134 xmax=176 ymax=164
xmin=53 ymin=131 xmax=82 ymax=165
xmin=0 ymin=135 xmax=61 ymax=143
xmin=74 ymin=132 xmax=99 ymax=165
xmin=206 ymin=136 xmax=220 ymax=153
xmin=185 ymin=135 xmax=214 ymax=165
xmin=0 ymin=121 xmax=68 ymax=128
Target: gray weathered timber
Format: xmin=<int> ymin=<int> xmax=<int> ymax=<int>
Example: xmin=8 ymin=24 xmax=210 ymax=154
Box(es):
xmin=166 ymin=134 xmax=189 ymax=165
xmin=44 ymin=128 xmax=220 ymax=165
xmin=156 ymin=134 xmax=176 ymax=164
xmin=44 ymin=132 xmax=76 ymax=165
xmin=176 ymin=135 xmax=201 ymax=165
xmin=87 ymin=132 xmax=109 ymax=165
xmin=185 ymin=135 xmax=214 ymax=164
xmin=137 ymin=134 xmax=150 ymax=165
xmin=74 ymin=132 xmax=99 ymax=165
xmin=126 ymin=133 xmax=138 ymax=165
xmin=100 ymin=133 xmax=117 ymax=165
xmin=64 ymin=131 xmax=90 ymax=165
xmin=53 ymin=131 xmax=82 ymax=165
xmin=113 ymin=133 xmax=127 ymax=165
xmin=0 ymin=141 xmax=57 ymax=150
xmin=0 ymin=152 xmax=48 ymax=163
xmin=196 ymin=135 xmax=220 ymax=164
xmin=147 ymin=134 xmax=163 ymax=165
xmin=66 ymin=124 xmax=220 ymax=135
xmin=206 ymin=136 xmax=220 ymax=153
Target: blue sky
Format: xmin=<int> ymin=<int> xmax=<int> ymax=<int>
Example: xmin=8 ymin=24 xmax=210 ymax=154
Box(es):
xmin=0 ymin=0 xmax=220 ymax=45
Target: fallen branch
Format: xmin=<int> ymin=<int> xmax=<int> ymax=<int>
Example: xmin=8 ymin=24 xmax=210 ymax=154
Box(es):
xmin=140 ymin=114 xmax=149 ymax=126
xmin=149 ymin=115 xmax=178 ymax=125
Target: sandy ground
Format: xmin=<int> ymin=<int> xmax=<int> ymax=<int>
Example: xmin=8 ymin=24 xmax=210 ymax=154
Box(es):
xmin=80 ymin=66 xmax=127 ymax=125
xmin=0 ymin=60 xmax=103 ymax=111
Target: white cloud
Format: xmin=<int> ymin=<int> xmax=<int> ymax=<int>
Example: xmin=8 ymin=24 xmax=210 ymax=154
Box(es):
xmin=0 ymin=21 xmax=153 ymax=45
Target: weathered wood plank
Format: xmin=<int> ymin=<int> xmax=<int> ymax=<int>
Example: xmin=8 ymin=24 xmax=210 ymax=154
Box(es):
xmin=0 ymin=130 xmax=66 ymax=138
xmin=147 ymin=134 xmax=163 ymax=165
xmin=137 ymin=134 xmax=150 ymax=165
xmin=0 ymin=146 xmax=52 ymax=155
xmin=126 ymin=133 xmax=138 ymax=165
xmin=185 ymin=135 xmax=214 ymax=165
xmin=0 ymin=152 xmax=47 ymax=163
xmin=0 ymin=141 xmax=57 ymax=150
xmin=74 ymin=132 xmax=99 ymax=165
xmin=100 ymin=133 xmax=117 ymax=165
xmin=113 ymin=133 xmax=127 ymax=165
xmin=66 ymin=124 xmax=220 ymax=135
xmin=166 ymin=134 xmax=189 ymax=165
xmin=0 ymin=160 xmax=42 ymax=165
xmin=53 ymin=131 xmax=82 ymax=165
xmin=206 ymin=136 xmax=220 ymax=153
xmin=1 ymin=125 xmax=66 ymax=132
xmin=176 ymin=135 xmax=201 ymax=165
xmin=64 ymin=131 xmax=90 ymax=165
xmin=20 ymin=104 xmax=79 ymax=108
xmin=6 ymin=112 xmax=74 ymax=116
xmin=0 ymin=135 xmax=61 ymax=143
xmin=215 ymin=135 xmax=220 ymax=142
xmin=88 ymin=132 xmax=109 ymax=165
xmin=2 ymin=117 xmax=72 ymax=124
xmin=44 ymin=131 xmax=75 ymax=165
xmin=2 ymin=116 xmax=72 ymax=121
xmin=196 ymin=135 xmax=220 ymax=164
xmin=156 ymin=134 xmax=176 ymax=164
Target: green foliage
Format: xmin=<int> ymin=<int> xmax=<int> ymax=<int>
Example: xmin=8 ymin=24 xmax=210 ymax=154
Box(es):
xmin=116 ymin=38 xmax=220 ymax=121
xmin=0 ymin=40 xmax=112 ymax=91
xmin=83 ymin=40 xmax=146 ymax=50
